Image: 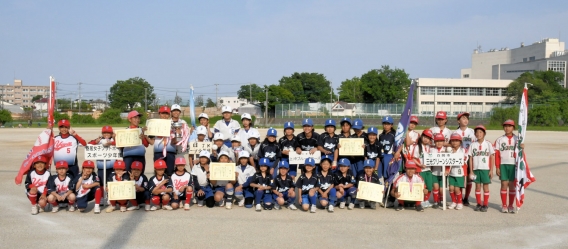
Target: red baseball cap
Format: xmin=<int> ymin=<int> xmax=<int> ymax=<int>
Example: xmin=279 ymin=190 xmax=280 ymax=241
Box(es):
xmin=450 ymin=132 xmax=462 ymax=141
xmin=131 ymin=161 xmax=143 ymax=171
xmin=159 ymin=106 xmax=171 ymax=114
xmin=405 ymin=160 xmax=418 ymax=169
xmin=113 ymin=160 xmax=126 ymax=170
xmin=421 ymin=130 xmax=434 ymax=140
xmin=434 ymin=133 xmax=445 ymax=142
xmin=58 ymin=119 xmax=70 ymax=127
xmin=82 ymin=160 xmax=95 ymax=168
xmin=435 ymin=111 xmax=447 ymax=119
xmin=474 ymin=125 xmax=486 ymax=133
xmin=127 ymin=110 xmax=142 ymax=119
xmin=33 ymin=155 xmax=48 ymax=164
xmin=410 ymin=116 xmax=419 ymax=124
xmin=175 ymin=157 xmax=186 ymax=165
xmin=55 ymin=161 xmax=68 ymax=169
xmin=101 ymin=125 xmax=113 ymax=133
xmin=457 ymin=112 xmax=470 ymax=120
xmin=154 ymin=159 xmax=167 ymax=170
xmin=503 ymin=119 xmax=515 ymax=127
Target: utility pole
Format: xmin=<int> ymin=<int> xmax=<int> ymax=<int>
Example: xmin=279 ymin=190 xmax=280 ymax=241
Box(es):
xmin=214 ymin=84 xmax=219 ymax=109
xmin=330 ymin=82 xmax=333 ymax=118
xmin=78 ymin=82 xmax=82 ymax=116
xmin=1 ymin=86 xmax=4 ymax=110
xmin=144 ymin=88 xmax=147 ymax=112
xmin=249 ymin=83 xmax=252 ymax=104
xmin=175 ymin=90 xmax=178 ymax=104
xmin=264 ymin=86 xmax=268 ymax=128
xmin=105 ymin=90 xmax=108 ymax=110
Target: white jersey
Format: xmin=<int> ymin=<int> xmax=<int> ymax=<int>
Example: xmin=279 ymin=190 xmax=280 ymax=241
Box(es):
xmin=468 ymin=140 xmax=495 ymax=170
xmin=25 ymin=170 xmax=50 ymax=193
xmin=213 ymin=119 xmax=241 ymax=141
xmin=454 ymin=127 xmax=476 ymax=150
xmin=244 ymin=143 xmax=260 ymax=160
xmin=407 ymin=130 xmax=420 ymax=145
xmin=429 ymin=146 xmax=449 ymax=176
xmin=191 ymin=164 xmax=209 ymax=187
xmin=53 ymin=135 xmax=80 ymax=166
xmin=170 ymin=171 xmax=192 ymax=195
xmin=494 ymin=135 xmax=518 ymax=165
xmin=235 ymin=165 xmax=256 ymax=185
xmin=48 ymin=175 xmax=72 ymax=196
xmin=411 ymin=144 xmax=431 ymax=172
xmin=448 ymin=147 xmax=468 ymax=177
xmin=237 ymin=127 xmax=259 ymax=146
xmin=429 ymin=126 xmax=452 ymax=143
xmin=394 ymin=173 xmax=424 ymax=188
xmin=75 ymin=174 xmax=99 ymax=198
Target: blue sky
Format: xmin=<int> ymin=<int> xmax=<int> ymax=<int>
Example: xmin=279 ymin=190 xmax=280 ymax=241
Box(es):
xmin=1 ymin=0 xmax=567 ymax=104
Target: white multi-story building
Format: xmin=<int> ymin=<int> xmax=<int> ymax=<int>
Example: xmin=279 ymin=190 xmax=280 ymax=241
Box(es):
xmin=1 ymin=80 xmax=49 ymax=108
xmin=217 ymin=96 xmax=249 ymax=112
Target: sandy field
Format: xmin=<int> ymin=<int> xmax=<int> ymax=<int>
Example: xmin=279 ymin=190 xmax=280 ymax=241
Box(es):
xmin=1 ymin=127 xmax=567 ymax=248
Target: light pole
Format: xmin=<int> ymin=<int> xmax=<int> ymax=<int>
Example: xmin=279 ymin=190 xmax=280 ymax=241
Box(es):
xmin=264 ymin=86 xmax=268 ymax=128
xmin=145 ymin=88 xmax=148 ymax=112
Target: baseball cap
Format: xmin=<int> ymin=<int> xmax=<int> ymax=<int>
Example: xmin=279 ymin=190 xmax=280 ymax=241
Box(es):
xmin=198 ymin=113 xmax=209 ymax=120
xmin=171 ymin=104 xmax=181 ymax=112
xmin=113 ymin=160 xmax=126 ymax=170
xmin=131 ymin=161 xmax=143 ymax=171
xmin=302 ymin=118 xmax=314 ymax=127
xmin=422 ymin=130 xmax=434 ymax=140
xmin=367 ymin=126 xmax=378 ymax=135
xmin=267 ymin=128 xmax=277 ymax=137
xmin=55 ymin=161 xmax=68 ymax=169
xmin=241 ymin=113 xmax=252 ymax=120
xmin=213 ymin=133 xmax=224 ymax=141
xmin=304 ymin=158 xmax=316 ymax=166
xmin=34 ymin=156 xmax=48 ymax=164
xmin=127 ymin=110 xmax=142 ymax=119
xmin=247 ymin=130 xmax=260 ymax=140
xmin=196 ymin=126 xmax=207 ymax=135
xmin=259 ymin=158 xmax=271 ymax=166
xmin=320 ymin=155 xmax=333 ymax=163
xmin=325 ymin=119 xmax=336 ymax=127
xmin=238 ymin=150 xmax=250 ymax=159
xmin=217 ymin=151 xmax=230 ymax=160
xmin=363 ymin=159 xmax=374 ymax=168
xmin=340 ymin=117 xmax=351 ymax=126
xmin=101 ymin=125 xmax=113 ymax=133
xmin=503 ymin=119 xmax=515 ymax=127
xmin=474 ymin=124 xmax=487 ymax=133
xmin=284 ymin=121 xmax=294 ymax=130
xmin=58 ymin=119 xmax=70 ymax=127
xmin=435 ymin=111 xmax=447 ymax=119
xmin=82 ymin=160 xmax=95 ymax=168
xmin=382 ymin=116 xmax=393 ymax=124
xmin=352 ymin=119 xmax=363 ymax=129
xmin=457 ymin=112 xmax=469 ymax=120
xmin=278 ymin=161 xmax=290 ymax=169
xmin=159 ymin=106 xmax=171 ymax=114
xmin=410 ymin=116 xmax=419 ymax=124
xmin=338 ymin=158 xmax=351 ymax=166
xmin=450 ymin=132 xmax=463 ymax=141
xmin=199 ymin=150 xmax=211 ymax=158
xmin=154 ymin=159 xmax=167 ymax=169
xmin=405 ymin=160 xmax=418 ymax=169
xmin=175 ymin=157 xmax=187 ymax=165
xmin=434 ymin=133 xmax=445 ymax=141
xmin=221 ymin=106 xmax=232 ymax=113
xmin=231 ymin=135 xmax=241 ymax=142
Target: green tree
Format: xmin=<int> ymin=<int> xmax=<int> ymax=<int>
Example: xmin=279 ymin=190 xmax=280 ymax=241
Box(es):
xmin=71 ymin=114 xmax=96 ymax=124
xmin=98 ymin=108 xmax=124 ymax=124
xmin=338 ymin=77 xmax=363 ymax=102
xmin=205 ymin=98 xmax=216 ymax=108
xmin=505 ymin=71 xmax=567 ymax=104
xmin=0 ymin=109 xmax=12 ymax=125
xmin=255 ymin=85 xmax=295 ymax=113
xmin=31 ymin=95 xmax=43 ymax=102
xmin=195 ymin=95 xmax=204 ymax=107
xmin=108 ymin=77 xmax=156 ymax=111
xmin=173 ymin=95 xmax=182 ymax=105
xmin=360 ymin=65 xmax=411 ymax=103
xmin=237 ymin=84 xmax=264 ymax=103
xmin=279 ymin=72 xmax=336 ymax=103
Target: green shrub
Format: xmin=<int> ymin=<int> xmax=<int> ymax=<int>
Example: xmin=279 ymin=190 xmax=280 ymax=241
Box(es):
xmin=528 ymin=104 xmax=560 ymax=126
xmin=207 ymin=115 xmax=254 ymax=127
xmin=489 ymin=106 xmax=519 ymax=126
xmin=98 ymin=108 xmax=124 ymax=124
xmin=71 ymin=114 xmax=96 ymax=124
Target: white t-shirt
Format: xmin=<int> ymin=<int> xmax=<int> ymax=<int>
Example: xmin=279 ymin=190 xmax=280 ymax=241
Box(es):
xmin=468 ymin=140 xmax=495 ymax=170
xmin=235 ymin=165 xmax=256 ymax=185
xmin=237 ymin=127 xmax=259 ymax=147
xmin=494 ymin=135 xmax=518 ymax=165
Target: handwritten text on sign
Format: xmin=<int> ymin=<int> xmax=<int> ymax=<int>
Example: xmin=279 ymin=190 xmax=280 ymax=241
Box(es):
xmin=84 ymin=145 xmax=122 ymax=160
xmin=210 ymin=163 xmax=236 ymax=181
xmin=356 ymin=181 xmax=384 ymax=202
xmin=288 ymin=151 xmax=321 ymax=164
xmin=146 ymin=119 xmax=172 ymax=137
xmin=115 ymin=129 xmax=141 ymax=147
xmin=423 ymin=152 xmax=465 ymax=166
xmin=188 ymin=142 xmax=213 ymax=154
xmin=397 ymin=182 xmax=424 ymax=201
xmin=339 ymin=138 xmax=365 ymax=156
xmin=108 ymin=181 xmax=136 ymax=200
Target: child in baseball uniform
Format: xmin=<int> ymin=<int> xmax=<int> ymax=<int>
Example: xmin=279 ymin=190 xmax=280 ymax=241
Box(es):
xmin=230 ymin=135 xmax=244 ymax=163
xmin=317 ymin=155 xmax=337 ymax=212
xmin=295 ymin=119 xmax=320 ymax=172
xmin=88 ymin=125 xmax=116 ymax=195
xmin=410 ymin=130 xmax=434 ymax=208
xmin=259 ymin=128 xmax=281 ymax=175
xmin=468 ymin=125 xmax=495 ymax=212
xmin=251 ymin=159 xmax=273 ymax=211
xmin=447 ymin=133 xmax=468 ymax=210
xmin=279 ymin=122 xmax=299 ymax=178
xmin=338 ymin=117 xmax=352 ymax=139
xmin=234 ymin=151 xmax=256 ymax=208
xmin=47 ymin=161 xmax=76 ymax=212
xmin=170 ymin=157 xmax=198 ymax=210
xmin=406 ymin=116 xmax=420 ymax=146
xmin=244 ymin=129 xmax=261 ymax=168
xmin=71 ymin=160 xmax=102 ymax=214
xmin=148 ymin=159 xmax=173 ymax=211
xmin=430 ymin=111 xmax=451 ymax=146
xmin=364 ymin=126 xmax=381 ymax=174
xmin=392 ymin=160 xmax=425 ymax=212
xmin=211 ymin=151 xmax=238 ymax=209
xmin=495 ymin=119 xmax=518 ymax=213
xmin=334 ymin=158 xmax=357 ymax=210
xmin=105 ymin=160 xmax=136 ymax=213
xmin=318 ymin=119 xmax=339 ymax=172
xmin=192 ymin=151 xmax=215 ymax=208
xmin=355 ymin=159 xmax=381 ymax=209
xmin=147 ymin=106 xmax=177 ymax=176
xmin=190 ymin=113 xmax=214 ymax=141
xmin=349 ymin=118 xmax=368 ymax=174
xmin=123 ymin=111 xmax=150 ymax=172
xmin=213 ymin=106 xmax=241 ymax=147
xmin=454 ymin=112 xmax=476 ymax=206
xmin=429 ymin=133 xmax=448 ymax=209
xmin=296 ymin=158 xmax=320 ymax=213
xmin=25 ymin=156 xmax=51 ymax=215
xmin=378 ymin=116 xmax=395 ymax=182
xmin=237 ymin=113 xmax=259 ymax=147
xmin=211 ymin=133 xmax=235 ymax=163
xmin=54 ymin=119 xmax=87 ymax=179
xmin=188 ymin=126 xmax=210 ymax=167
xmin=130 ymin=161 xmax=150 ymax=211
xmin=271 ymin=160 xmax=297 ymax=210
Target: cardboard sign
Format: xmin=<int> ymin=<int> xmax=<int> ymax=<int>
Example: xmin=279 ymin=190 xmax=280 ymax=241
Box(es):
xmin=288 ymin=151 xmax=321 ymax=165
xmin=107 ymin=181 xmax=136 ymax=200
xmin=115 ymin=129 xmax=142 ymax=147
xmin=210 ymin=163 xmax=236 ymax=181
xmin=397 ymin=182 xmax=424 ymax=201
xmin=339 ymin=138 xmax=365 ymax=156
xmin=423 ymin=152 xmax=465 ymax=166
xmin=84 ymin=144 xmax=122 ymax=160
xmin=146 ymin=119 xmax=172 ymax=137
xmin=356 ymin=181 xmax=384 ymax=202
xmin=188 ymin=142 xmax=213 ymax=154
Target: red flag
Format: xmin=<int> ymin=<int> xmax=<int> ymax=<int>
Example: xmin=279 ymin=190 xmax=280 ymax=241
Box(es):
xmin=14 ymin=129 xmax=54 ymax=185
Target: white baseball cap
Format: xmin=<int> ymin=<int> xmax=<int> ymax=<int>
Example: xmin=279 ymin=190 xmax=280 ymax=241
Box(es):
xmin=171 ymin=104 xmax=181 ymax=112
xmin=222 ymin=106 xmax=232 ymax=113
xmin=199 ymin=150 xmax=211 ymax=158
xmin=241 ymin=113 xmax=252 ymax=120
xmin=247 ymin=130 xmax=260 ymax=140
xmin=218 ymin=151 xmax=230 ymax=160
xmin=238 ymin=150 xmax=250 ymax=159
xmin=196 ymin=126 xmax=207 ymax=135
xmin=198 ymin=113 xmax=209 ymax=120
xmin=231 ymin=135 xmax=241 ymax=142
xmin=213 ymin=133 xmax=224 ymax=141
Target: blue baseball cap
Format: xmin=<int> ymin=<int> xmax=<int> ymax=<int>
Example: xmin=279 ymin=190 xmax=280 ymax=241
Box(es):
xmin=363 ymin=159 xmax=375 ymax=168
xmin=340 ymin=117 xmax=351 ymax=126
xmin=259 ymin=158 xmax=271 ymax=166
xmin=320 ymin=155 xmax=333 ymax=163
xmin=352 ymin=119 xmax=363 ymax=130
xmin=304 ymin=157 xmax=316 ymax=166
xmin=284 ymin=122 xmax=294 ymax=130
xmin=325 ymin=119 xmax=336 ymax=127
xmin=267 ymin=128 xmax=277 ymax=137
xmin=382 ymin=116 xmax=394 ymax=124
xmin=367 ymin=126 xmax=378 ymax=135
xmin=338 ymin=158 xmax=351 ymax=166
xmin=278 ymin=161 xmax=290 ymax=169
xmin=302 ymin=118 xmax=314 ymax=127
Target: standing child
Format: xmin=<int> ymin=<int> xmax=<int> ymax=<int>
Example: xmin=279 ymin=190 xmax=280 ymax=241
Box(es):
xmin=447 ymin=133 xmax=468 ymax=210
xmin=211 ymin=133 xmax=235 ymax=163
xmin=234 ymin=151 xmax=256 ymax=208
xmin=213 ymin=106 xmax=241 ymax=147
xmin=378 ymin=116 xmax=395 ymax=183
xmin=334 ymin=158 xmax=357 ymax=210
xmin=258 ymin=128 xmax=281 ymax=175
xmin=468 ymin=125 xmax=495 ymax=212
xmin=71 ymin=160 xmax=102 ymax=214
xmin=89 ymin=125 xmax=116 ymax=195
xmin=129 ymin=161 xmax=150 ymax=211
xmin=105 ymin=160 xmax=136 ymax=213
xmin=192 ymin=151 xmax=215 ymax=208
xmin=279 ymin=122 xmax=299 ymax=178
xmin=296 ymin=158 xmax=320 ymax=213
xmin=53 ymin=119 xmax=87 ymax=178
xmin=317 ymin=155 xmax=337 ymax=212
xmin=391 ymin=160 xmax=425 ymax=212
xmin=25 ymin=156 xmax=51 ymax=215
xmin=147 ymin=106 xmax=176 ymax=176
xmin=364 ymin=127 xmax=382 ymax=175
xmin=338 ymin=118 xmax=352 ymax=139
xmin=190 ymin=113 xmax=213 ymax=140
xmin=355 ymin=159 xmax=381 ymax=209
xmin=429 ymin=133 xmax=448 ymax=209
xmin=295 ymin=119 xmax=320 ymax=172
xmin=250 ymin=160 xmax=273 ymax=211
xmin=406 ymin=116 xmax=420 ymax=146
xmin=170 ymin=157 xmax=198 ymax=211
xmin=271 ymin=161 xmax=297 ymax=210
xmin=318 ymin=119 xmax=339 ymax=172
xmin=349 ymin=119 xmax=368 ymax=175
xmin=237 ymin=113 xmax=259 ymax=147
xmin=430 ymin=111 xmax=451 ymax=146
xmin=411 ymin=130 xmax=434 ymax=208
xmin=494 ymin=119 xmax=518 ymax=213
xmin=244 ymin=129 xmax=261 ymax=168
xmin=47 ymin=161 xmax=76 ymax=212
xmin=148 ymin=159 xmax=174 ymax=211
xmin=122 ymin=111 xmax=150 ymax=172
xmin=188 ymin=126 xmax=210 ymax=167
xmin=454 ymin=112 xmax=476 ymax=206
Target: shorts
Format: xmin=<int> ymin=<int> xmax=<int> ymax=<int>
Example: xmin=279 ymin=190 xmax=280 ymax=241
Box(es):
xmin=272 ymin=191 xmax=289 ymax=202
xmin=301 ymin=194 xmax=315 ymax=205
xmin=76 ymin=187 xmax=100 ymax=209
xmin=420 ymin=171 xmax=433 ymax=191
xmin=432 ymin=175 xmax=444 ymax=186
xmin=198 ymin=185 xmax=214 ymax=199
xmin=499 ymin=164 xmax=515 ymax=181
xmin=449 ymin=176 xmax=465 ymax=188
xmin=170 ymin=192 xmax=189 ymax=203
xmin=214 ymin=186 xmax=226 ymax=194
xmin=474 ymin=170 xmax=491 ymax=184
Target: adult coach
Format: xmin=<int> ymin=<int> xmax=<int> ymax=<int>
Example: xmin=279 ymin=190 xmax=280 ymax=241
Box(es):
xmin=213 ymin=106 xmax=241 ymax=148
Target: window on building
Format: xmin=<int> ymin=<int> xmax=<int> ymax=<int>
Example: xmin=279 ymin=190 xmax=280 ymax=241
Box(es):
xmin=501 ymin=88 xmax=509 ymax=97
xmin=421 ymin=101 xmax=434 ymax=105
xmin=463 ymin=74 xmax=470 ymax=78
xmin=529 ymin=56 xmax=535 ymax=61
xmin=420 ymin=87 xmax=435 ymax=95
xmin=470 ymin=102 xmax=482 ymax=105
xmin=523 ymin=58 xmax=527 ymax=62
xmin=453 ymin=102 xmax=466 ymax=105
xmin=485 ymin=88 xmax=500 ymax=96
xmin=485 ymin=102 xmax=498 ymax=106
xmin=22 ymin=89 xmax=28 ymax=92
xmin=469 ymin=88 xmax=483 ymax=96
xmin=454 ymin=87 xmax=467 ymax=95
xmin=437 ymin=87 xmax=452 ymax=95
xmin=437 ymin=102 xmax=451 ymax=105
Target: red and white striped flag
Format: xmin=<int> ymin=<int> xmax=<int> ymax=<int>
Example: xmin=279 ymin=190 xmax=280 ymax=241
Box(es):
xmin=515 ymin=83 xmax=536 ymax=209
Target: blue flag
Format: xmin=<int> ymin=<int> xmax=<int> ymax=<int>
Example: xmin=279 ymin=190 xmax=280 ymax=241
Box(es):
xmin=188 ymin=86 xmax=197 ymax=142
xmin=387 ymin=81 xmax=415 ymax=183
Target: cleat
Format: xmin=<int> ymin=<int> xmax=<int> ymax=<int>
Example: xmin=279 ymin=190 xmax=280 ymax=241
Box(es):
xmin=359 ymin=201 xmax=366 ymax=209
xmin=94 ymin=205 xmax=101 ymax=214
xmin=197 ymin=200 xmax=204 ymax=207
xmin=225 ymin=202 xmax=232 ymax=210
xmin=339 ymin=202 xmax=346 ymax=209
xmin=255 ymin=204 xmax=262 ymax=212
xmin=310 ymin=205 xmax=316 ymax=213
xmin=120 ymin=206 xmax=127 ymax=212
xmin=127 ymin=205 xmax=139 ymax=211
xmin=145 ymin=204 xmax=151 ymax=211
xmin=369 ymin=202 xmax=376 ymax=210
xmin=416 ymin=205 xmax=424 ymax=212
xmin=105 ymin=206 xmax=115 ymax=213
xmin=432 ymin=203 xmax=439 ymax=209
xmin=31 ymin=205 xmax=39 ymax=215
xmin=463 ymin=198 xmax=470 ymax=206
xmin=163 ymin=205 xmax=173 ymax=210
xmin=386 ymin=201 xmax=394 ymax=208
xmin=508 ymin=206 xmax=515 ymax=214
xmin=238 ymin=199 xmax=245 ymax=207
xmin=184 ymin=203 xmax=191 ymax=210
xmin=348 ymin=203 xmax=355 ymax=210
xmin=396 ymin=205 xmax=404 ymax=211
xmin=474 ymin=204 xmax=482 ymax=211
xmin=455 ymin=203 xmax=463 ymax=210
xmin=274 ymin=203 xmax=281 ymax=210
xmin=501 ymin=206 xmax=508 ymax=213
xmin=448 ymin=202 xmax=457 ymax=209
xmin=150 ymin=205 xmax=160 ymax=211
xmin=51 ymin=206 xmax=59 ymax=213
xmin=288 ymin=204 xmax=298 ymax=210
xmin=68 ymin=205 xmax=76 ymax=212
xmin=481 ymin=205 xmax=488 ymax=212
xmin=218 ymin=200 xmax=225 ymax=207
xmin=328 ymin=205 xmax=334 ymax=212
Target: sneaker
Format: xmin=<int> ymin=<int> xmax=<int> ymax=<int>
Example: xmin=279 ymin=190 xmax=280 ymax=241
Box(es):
xmin=150 ymin=205 xmax=159 ymax=211
xmin=339 ymin=202 xmax=346 ymax=209
xmin=328 ymin=205 xmax=334 ymax=212
xmin=274 ymin=203 xmax=281 ymax=210
xmin=127 ymin=205 xmax=140 ymax=211
xmin=481 ymin=205 xmax=488 ymax=212
xmin=145 ymin=204 xmax=151 ymax=211
xmin=94 ymin=205 xmax=101 ymax=214
xmin=193 ymin=198 xmax=197 ymax=204
xmin=432 ymin=203 xmax=439 ymax=209
xmin=359 ymin=201 xmax=366 ymax=209
xmin=501 ymin=206 xmax=508 ymax=213
xmin=51 ymin=205 xmax=59 ymax=213
xmin=310 ymin=205 xmax=316 ymax=213
xmin=68 ymin=205 xmax=76 ymax=212
xmin=255 ymin=204 xmax=262 ymax=212
xmin=184 ymin=203 xmax=191 ymax=210
xmin=508 ymin=206 xmax=515 ymax=214
xmin=348 ymin=203 xmax=355 ymax=210
xmin=288 ymin=204 xmax=298 ymax=210
xmin=474 ymin=204 xmax=482 ymax=211
xmin=416 ymin=205 xmax=424 ymax=212
xmin=218 ymin=200 xmax=225 ymax=207
xmin=463 ymin=198 xmax=470 ymax=206
xmin=225 ymin=202 xmax=232 ymax=210
xmin=31 ymin=205 xmax=38 ymax=215
xmin=386 ymin=201 xmax=394 ymax=208
xmin=448 ymin=202 xmax=457 ymax=209
xmin=378 ymin=202 xmax=385 ymax=207
xmin=105 ymin=206 xmax=115 ymax=213
xmin=421 ymin=201 xmax=431 ymax=208
xmin=238 ymin=199 xmax=245 ymax=207
xmin=369 ymin=202 xmax=376 ymax=210
xmin=163 ymin=205 xmax=173 ymax=210
xmin=396 ymin=205 xmax=404 ymax=211
xmin=120 ymin=206 xmax=127 ymax=212
xmin=455 ymin=203 xmax=463 ymax=210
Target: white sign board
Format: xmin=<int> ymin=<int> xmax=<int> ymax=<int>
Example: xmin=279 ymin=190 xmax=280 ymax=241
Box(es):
xmin=84 ymin=145 xmax=122 ymax=160
xmin=423 ymin=152 xmax=465 ymax=166
xmin=288 ymin=151 xmax=321 ymax=165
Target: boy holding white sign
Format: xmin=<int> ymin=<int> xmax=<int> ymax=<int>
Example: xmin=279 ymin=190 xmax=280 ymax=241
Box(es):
xmin=468 ymin=125 xmax=495 ymax=213
xmin=355 ymin=159 xmax=381 ymax=209
xmin=147 ymin=106 xmax=177 ymax=176
xmin=391 ymin=160 xmax=425 ymax=212
xmin=89 ymin=125 xmax=116 ymax=199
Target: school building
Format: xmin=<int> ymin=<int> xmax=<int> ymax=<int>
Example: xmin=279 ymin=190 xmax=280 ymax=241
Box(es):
xmin=1 ymin=79 xmax=49 ymax=108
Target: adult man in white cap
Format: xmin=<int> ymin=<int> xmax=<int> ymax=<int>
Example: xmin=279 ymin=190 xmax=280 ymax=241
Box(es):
xmin=213 ymin=106 xmax=241 ymax=148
